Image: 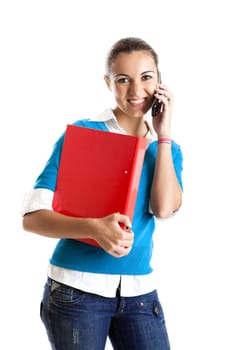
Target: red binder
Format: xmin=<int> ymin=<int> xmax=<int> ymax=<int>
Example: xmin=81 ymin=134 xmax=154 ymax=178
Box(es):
xmin=52 ymin=125 xmax=147 ymax=246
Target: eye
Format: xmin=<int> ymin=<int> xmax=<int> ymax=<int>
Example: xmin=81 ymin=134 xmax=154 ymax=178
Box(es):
xmin=141 ymin=74 xmax=153 ymax=81
xmin=117 ymin=77 xmax=130 ymax=84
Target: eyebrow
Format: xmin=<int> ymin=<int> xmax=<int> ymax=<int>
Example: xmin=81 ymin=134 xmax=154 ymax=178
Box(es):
xmin=141 ymin=70 xmax=156 ymax=75
xmin=114 ymin=70 xmax=156 ymax=78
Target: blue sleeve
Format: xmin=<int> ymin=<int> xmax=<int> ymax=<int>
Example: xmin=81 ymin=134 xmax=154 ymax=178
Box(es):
xmin=171 ymin=142 xmax=183 ymax=191
xmin=34 ymin=133 xmax=65 ymax=191
xmin=147 ymin=140 xmax=183 ymax=191
xmin=33 ymin=120 xmax=108 ymax=191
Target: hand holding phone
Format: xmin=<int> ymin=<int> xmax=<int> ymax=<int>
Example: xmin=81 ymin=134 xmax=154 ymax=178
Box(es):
xmin=151 ymin=72 xmax=162 ymax=117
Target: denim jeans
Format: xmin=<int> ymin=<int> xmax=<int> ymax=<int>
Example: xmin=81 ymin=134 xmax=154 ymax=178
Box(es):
xmin=40 ymin=278 xmax=170 ymax=350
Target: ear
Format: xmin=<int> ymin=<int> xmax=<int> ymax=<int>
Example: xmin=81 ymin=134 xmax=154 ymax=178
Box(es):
xmin=104 ymin=75 xmax=112 ymax=91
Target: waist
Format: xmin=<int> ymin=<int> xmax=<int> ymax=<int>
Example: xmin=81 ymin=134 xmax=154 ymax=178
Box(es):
xmin=47 ymin=264 xmax=156 ymax=298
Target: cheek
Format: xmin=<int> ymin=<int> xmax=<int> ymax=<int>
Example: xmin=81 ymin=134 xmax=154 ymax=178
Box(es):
xmin=145 ymin=82 xmax=157 ymax=95
xmin=112 ymin=86 xmax=125 ymax=99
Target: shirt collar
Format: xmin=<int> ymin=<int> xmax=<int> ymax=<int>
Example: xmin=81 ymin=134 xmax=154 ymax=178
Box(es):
xmin=89 ymin=108 xmax=116 ymax=122
xmin=89 ymin=108 xmax=156 ymax=141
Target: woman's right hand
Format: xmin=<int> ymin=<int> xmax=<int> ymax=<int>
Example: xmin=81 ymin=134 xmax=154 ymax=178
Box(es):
xmin=92 ymin=213 xmax=134 ymax=258
xmin=23 ymin=209 xmax=134 ymax=258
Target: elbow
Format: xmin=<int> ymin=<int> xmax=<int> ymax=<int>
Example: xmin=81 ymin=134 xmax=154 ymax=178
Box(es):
xmin=152 ymin=200 xmax=182 ymax=219
xmin=22 ymin=214 xmax=32 ymax=232
xmin=22 ymin=212 xmax=39 ymax=233
xmin=155 ymin=208 xmax=174 ymax=219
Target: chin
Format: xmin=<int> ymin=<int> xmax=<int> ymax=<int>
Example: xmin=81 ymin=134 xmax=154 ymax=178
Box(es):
xmin=132 ymin=108 xmax=148 ymax=118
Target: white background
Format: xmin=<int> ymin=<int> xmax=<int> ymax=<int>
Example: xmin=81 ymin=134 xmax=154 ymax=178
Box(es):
xmin=1 ymin=0 xmax=233 ymax=349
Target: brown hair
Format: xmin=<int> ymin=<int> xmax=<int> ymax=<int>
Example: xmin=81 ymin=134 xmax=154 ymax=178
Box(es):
xmin=105 ymin=37 xmax=159 ymax=76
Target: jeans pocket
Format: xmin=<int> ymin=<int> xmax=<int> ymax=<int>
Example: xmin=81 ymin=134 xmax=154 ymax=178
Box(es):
xmin=153 ymin=300 xmax=166 ymax=326
xmin=50 ymin=280 xmax=84 ymax=305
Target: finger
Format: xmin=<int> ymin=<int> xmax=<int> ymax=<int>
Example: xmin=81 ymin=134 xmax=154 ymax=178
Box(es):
xmin=156 ymin=87 xmax=173 ymax=102
xmin=154 ymin=91 xmax=172 ymax=106
xmin=116 ymin=213 xmax=132 ymax=229
xmin=111 ymin=246 xmax=132 ymax=258
xmin=112 ymin=240 xmax=133 ymax=255
xmin=158 ymin=83 xmax=170 ymax=92
xmin=121 ymin=234 xmax=134 ymax=246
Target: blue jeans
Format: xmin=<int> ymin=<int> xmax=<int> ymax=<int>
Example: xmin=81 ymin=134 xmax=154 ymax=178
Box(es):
xmin=40 ymin=278 xmax=170 ymax=350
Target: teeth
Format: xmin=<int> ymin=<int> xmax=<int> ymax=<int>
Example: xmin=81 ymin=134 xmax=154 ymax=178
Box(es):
xmin=129 ymin=99 xmax=144 ymax=104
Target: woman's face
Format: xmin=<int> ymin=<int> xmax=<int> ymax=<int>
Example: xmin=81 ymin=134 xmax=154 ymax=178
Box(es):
xmin=105 ymin=50 xmax=158 ymax=119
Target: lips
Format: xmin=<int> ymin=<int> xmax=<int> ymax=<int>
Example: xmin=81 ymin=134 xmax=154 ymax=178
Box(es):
xmin=127 ymin=98 xmax=146 ymax=105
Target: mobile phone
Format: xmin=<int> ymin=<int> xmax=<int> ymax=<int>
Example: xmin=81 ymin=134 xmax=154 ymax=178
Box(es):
xmin=151 ymin=72 xmax=162 ymax=117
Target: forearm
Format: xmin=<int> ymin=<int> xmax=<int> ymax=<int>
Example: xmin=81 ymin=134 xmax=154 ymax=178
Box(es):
xmin=22 ymin=209 xmax=134 ymax=257
xmin=23 ymin=209 xmax=95 ymax=239
xmin=150 ymin=143 xmax=182 ymax=218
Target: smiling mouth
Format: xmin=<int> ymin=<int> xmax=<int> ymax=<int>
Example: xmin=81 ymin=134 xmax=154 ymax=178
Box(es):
xmin=128 ymin=98 xmax=146 ymax=105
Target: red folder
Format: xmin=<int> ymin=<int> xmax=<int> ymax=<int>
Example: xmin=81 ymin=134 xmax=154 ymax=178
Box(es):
xmin=52 ymin=125 xmax=147 ymax=246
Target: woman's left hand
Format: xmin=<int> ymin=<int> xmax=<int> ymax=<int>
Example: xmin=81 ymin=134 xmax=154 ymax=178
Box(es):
xmin=152 ymin=84 xmax=174 ymax=137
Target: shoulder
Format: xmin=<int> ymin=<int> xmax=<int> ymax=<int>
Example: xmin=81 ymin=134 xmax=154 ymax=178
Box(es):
xmin=71 ymin=109 xmax=114 ymax=130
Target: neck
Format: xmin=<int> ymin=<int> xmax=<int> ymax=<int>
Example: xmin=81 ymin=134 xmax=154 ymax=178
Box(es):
xmin=113 ymin=110 xmax=148 ymax=138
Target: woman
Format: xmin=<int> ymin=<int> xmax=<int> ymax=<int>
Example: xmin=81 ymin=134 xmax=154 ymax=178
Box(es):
xmin=22 ymin=37 xmax=183 ymax=350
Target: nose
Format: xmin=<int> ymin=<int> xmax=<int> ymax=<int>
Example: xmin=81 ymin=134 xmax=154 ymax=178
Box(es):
xmin=128 ymin=80 xmax=143 ymax=97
